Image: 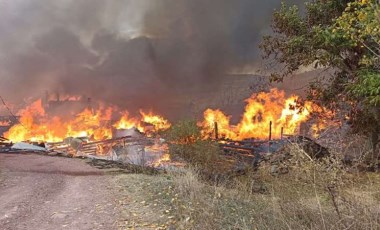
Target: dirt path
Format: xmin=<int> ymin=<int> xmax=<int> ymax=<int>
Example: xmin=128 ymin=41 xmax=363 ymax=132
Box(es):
xmin=0 ymin=153 xmax=122 ymax=230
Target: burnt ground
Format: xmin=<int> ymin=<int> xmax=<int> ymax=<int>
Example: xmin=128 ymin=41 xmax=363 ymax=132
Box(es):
xmin=0 ymin=153 xmax=123 ymax=230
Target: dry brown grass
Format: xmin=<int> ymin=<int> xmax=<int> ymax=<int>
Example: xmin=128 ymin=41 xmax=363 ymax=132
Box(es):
xmin=118 ymin=130 xmax=380 ymax=229
xmin=158 ymin=143 xmax=380 ymax=229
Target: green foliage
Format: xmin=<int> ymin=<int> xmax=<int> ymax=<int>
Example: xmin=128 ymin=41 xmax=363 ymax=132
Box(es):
xmin=350 ymin=70 xmax=380 ymax=106
xmin=260 ymin=0 xmax=354 ymax=81
xmin=169 ymin=140 xmax=221 ymax=166
xmin=165 ymin=120 xmax=221 ymax=167
xmin=330 ymin=0 xmax=380 ymax=66
xmin=166 ymin=120 xmax=202 ymax=144
xmin=261 ymin=0 xmax=380 ymax=149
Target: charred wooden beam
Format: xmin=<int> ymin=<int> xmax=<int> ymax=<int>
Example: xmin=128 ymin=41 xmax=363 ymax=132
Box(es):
xmin=269 ymin=121 xmax=272 ymax=141
xmin=219 ymin=139 xmax=268 ymax=145
xmin=214 ymin=122 xmax=219 ymax=140
xmin=81 ymin=136 xmax=132 ymax=146
xmin=220 ymin=144 xmax=257 ymax=152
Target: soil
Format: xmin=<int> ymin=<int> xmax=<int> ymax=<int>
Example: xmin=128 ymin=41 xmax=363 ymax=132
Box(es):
xmin=0 ymin=153 xmax=122 ymax=230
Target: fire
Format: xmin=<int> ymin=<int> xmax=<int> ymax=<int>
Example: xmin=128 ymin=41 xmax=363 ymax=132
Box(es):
xmin=4 ymin=99 xmax=171 ymax=143
xmin=201 ymin=109 xmax=237 ymax=140
xmin=153 ymin=153 xmax=171 ymax=167
xmin=65 ymin=107 xmax=113 ymax=140
xmin=4 ymin=100 xmax=114 ymax=143
xmin=113 ymin=112 xmax=138 ymax=130
xmin=202 ymin=88 xmax=326 ymax=140
xmin=4 ymin=88 xmax=327 ymax=143
xmin=146 ymin=142 xmax=171 ymax=167
xmin=0 ymin=120 xmax=10 ymax=126
xmin=310 ymin=107 xmax=337 ymax=138
xmin=113 ymin=110 xmax=171 ymax=133
xmin=140 ymin=111 xmax=171 ymax=132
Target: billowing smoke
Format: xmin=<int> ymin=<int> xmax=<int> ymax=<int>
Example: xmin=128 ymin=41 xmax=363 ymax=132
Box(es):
xmin=0 ymin=0 xmax=304 ymax=119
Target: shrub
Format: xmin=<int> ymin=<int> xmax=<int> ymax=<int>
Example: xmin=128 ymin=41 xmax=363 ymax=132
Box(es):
xmin=165 ymin=120 xmax=221 ymax=168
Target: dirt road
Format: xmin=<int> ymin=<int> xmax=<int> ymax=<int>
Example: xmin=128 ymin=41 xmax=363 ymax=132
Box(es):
xmin=0 ymin=153 xmax=122 ymax=230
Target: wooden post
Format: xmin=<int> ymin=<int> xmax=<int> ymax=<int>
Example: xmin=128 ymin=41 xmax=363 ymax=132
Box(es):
xmin=214 ymin=122 xmax=219 ymax=140
xmin=268 ymin=121 xmax=272 ymax=153
xmin=269 ymin=121 xmax=272 ymax=141
xmin=280 ymin=127 xmax=284 ymax=140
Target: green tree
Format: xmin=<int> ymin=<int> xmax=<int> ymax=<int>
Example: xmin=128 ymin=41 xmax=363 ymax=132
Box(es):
xmin=261 ymin=0 xmax=380 ymax=154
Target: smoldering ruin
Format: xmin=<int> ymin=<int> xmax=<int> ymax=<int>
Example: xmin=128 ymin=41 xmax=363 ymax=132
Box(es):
xmin=0 ymin=0 xmax=306 ymax=120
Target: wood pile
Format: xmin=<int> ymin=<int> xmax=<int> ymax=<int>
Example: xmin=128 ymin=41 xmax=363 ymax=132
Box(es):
xmin=46 ymin=136 xmax=154 ymax=157
xmin=0 ymin=136 xmax=11 ymax=152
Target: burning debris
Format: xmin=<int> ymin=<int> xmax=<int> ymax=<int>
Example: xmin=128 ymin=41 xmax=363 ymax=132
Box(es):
xmin=3 ymin=99 xmax=171 ymax=143
xmin=0 ymin=96 xmax=173 ymax=168
xmin=0 ymin=136 xmax=11 ymax=151
xmin=0 ymin=87 xmax=335 ymax=170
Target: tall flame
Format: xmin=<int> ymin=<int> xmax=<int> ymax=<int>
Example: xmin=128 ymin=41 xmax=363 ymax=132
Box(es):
xmin=4 ymin=88 xmax=330 ymax=143
xmin=5 ymin=100 xmax=171 ymax=143
xmin=113 ymin=112 xmax=138 ymax=130
xmin=202 ymin=88 xmax=325 ymax=140
xmin=4 ymin=100 xmax=116 ymax=142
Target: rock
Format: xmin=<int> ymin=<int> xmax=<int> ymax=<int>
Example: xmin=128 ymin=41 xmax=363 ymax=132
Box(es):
xmin=271 ymin=165 xmax=279 ymax=175
xmin=51 ymin=213 xmax=69 ymax=219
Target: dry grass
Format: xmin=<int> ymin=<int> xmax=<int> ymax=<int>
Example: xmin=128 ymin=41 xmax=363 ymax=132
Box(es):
xmin=163 ymin=173 xmax=380 ymax=229
xmin=156 ymin=143 xmax=380 ymax=229
xmin=118 ymin=130 xmax=380 ymax=229
xmin=117 ymin=167 xmax=380 ymax=229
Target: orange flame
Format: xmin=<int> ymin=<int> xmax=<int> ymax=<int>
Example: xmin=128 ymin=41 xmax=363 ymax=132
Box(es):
xmin=201 ymin=109 xmax=237 ymax=139
xmin=4 ymin=100 xmax=115 ymax=142
xmin=5 ymin=88 xmax=329 ymax=143
xmin=113 ymin=112 xmax=138 ymax=130
xmin=113 ymin=110 xmax=171 ymax=133
xmin=4 ymin=100 xmax=171 ymax=143
xmin=202 ymin=88 xmax=326 ymax=140
xmin=140 ymin=111 xmax=171 ymax=133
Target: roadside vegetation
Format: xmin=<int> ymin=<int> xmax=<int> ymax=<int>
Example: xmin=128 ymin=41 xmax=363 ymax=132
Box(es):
xmin=164 ymin=120 xmax=222 ymax=170
xmin=152 ymin=120 xmax=380 ymax=229
xmin=260 ymin=0 xmax=380 ymax=154
xmin=117 ymin=1 xmax=380 ymax=229
xmin=118 ymin=137 xmax=380 ymax=229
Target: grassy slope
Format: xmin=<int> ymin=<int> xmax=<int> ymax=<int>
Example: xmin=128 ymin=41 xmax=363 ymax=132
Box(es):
xmin=116 ymin=167 xmax=380 ymax=230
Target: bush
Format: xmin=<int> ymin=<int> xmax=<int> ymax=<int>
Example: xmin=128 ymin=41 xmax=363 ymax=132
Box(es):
xmin=165 ymin=120 xmax=221 ymax=168
xmin=165 ymin=120 xmax=201 ymax=144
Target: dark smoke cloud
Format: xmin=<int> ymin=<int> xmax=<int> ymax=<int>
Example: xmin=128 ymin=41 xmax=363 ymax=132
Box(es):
xmin=0 ymin=0 xmax=305 ymax=118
